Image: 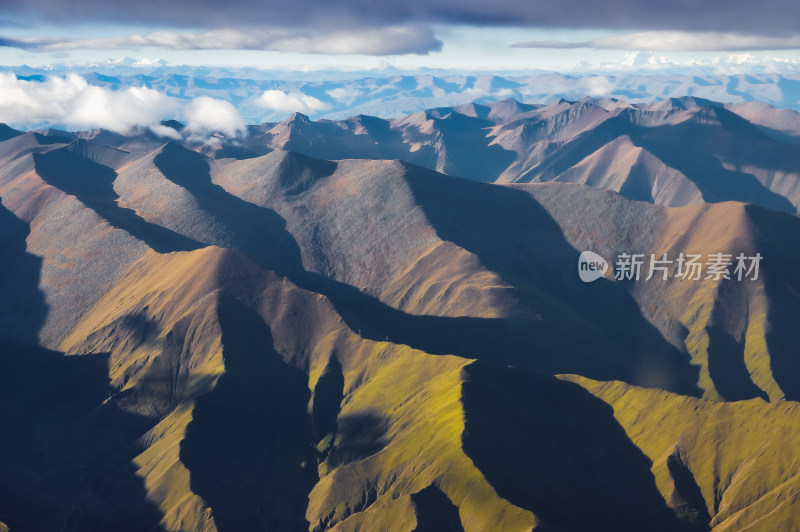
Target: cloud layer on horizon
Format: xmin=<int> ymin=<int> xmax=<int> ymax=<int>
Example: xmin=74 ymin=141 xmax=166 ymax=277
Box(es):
xmin=0 ymin=26 xmax=442 ymax=55
xmin=512 ymin=31 xmax=800 ymax=52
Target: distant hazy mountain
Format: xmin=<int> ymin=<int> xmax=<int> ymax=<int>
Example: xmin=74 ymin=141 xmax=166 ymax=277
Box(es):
xmin=4 ymin=66 xmax=800 ymax=126
xmin=2 ymin=95 xmax=800 ymax=530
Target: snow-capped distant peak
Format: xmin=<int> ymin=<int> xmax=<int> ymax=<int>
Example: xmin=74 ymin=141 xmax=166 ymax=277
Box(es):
xmin=133 ymin=58 xmax=168 ymax=67
xmin=621 ymin=51 xmax=673 ymax=67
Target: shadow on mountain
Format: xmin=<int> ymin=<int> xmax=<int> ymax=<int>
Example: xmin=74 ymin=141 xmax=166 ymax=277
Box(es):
xmin=32 ymin=142 xmax=203 ymax=253
xmin=0 ymin=199 xmax=164 ymax=531
xmin=0 ymin=123 xmax=23 ymax=142
xmin=180 ymin=296 xmax=317 ymax=532
xmin=745 ymin=204 xmax=800 ymax=400
xmin=0 ymin=198 xmax=46 ymax=346
xmin=518 ymin=115 xmax=624 ymax=182
xmin=271 ymin=111 xmax=516 ymax=182
xmin=705 ymin=325 xmax=768 ymax=401
xmin=461 ymin=362 xmax=692 ymax=532
xmin=277 ymin=114 xmax=392 ymax=162
xmin=153 ymin=142 xmax=700 ymax=393
xmin=634 ymin=117 xmax=797 ymax=214
xmin=405 ymin=112 xmax=518 ymax=182
xmin=529 ymin=110 xmax=798 ymax=213
xmin=410 ymin=485 xmax=465 ymax=532
xmin=325 ymin=411 xmax=389 ymax=469
xmin=666 ymin=451 xmax=712 ymax=531
xmin=110 ymin=313 xmax=205 ymax=419
xmin=312 ymin=355 xmax=345 ymax=443
xmin=404 ymin=165 xmax=701 ymax=396
xmin=618 ymin=158 xmax=657 ymax=203
xmin=33 ymin=132 xmax=74 ymax=145
xmin=154 ymin=142 xmax=304 ymax=266
xmin=345 ymin=115 xmax=402 ymax=144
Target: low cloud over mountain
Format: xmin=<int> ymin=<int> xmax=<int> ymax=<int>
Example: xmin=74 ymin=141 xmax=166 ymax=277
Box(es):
xmin=0 ymin=72 xmax=246 ymax=136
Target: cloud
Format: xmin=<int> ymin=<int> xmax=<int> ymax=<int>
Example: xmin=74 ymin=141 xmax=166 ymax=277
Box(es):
xmin=149 ymin=124 xmax=182 ymax=140
xmin=513 ymin=31 xmax=800 ymax=52
xmin=265 ymin=26 xmax=442 ymax=55
xmin=0 ymin=72 xmax=177 ymax=131
xmin=326 ymin=87 xmax=364 ymax=104
xmin=0 ymin=73 xmax=246 ymax=138
xmin=619 ymin=51 xmax=672 ymax=67
xmin=560 ymin=51 xmax=800 ymax=75
xmin=0 ymin=36 xmax=41 ymax=49
xmin=185 ymin=96 xmax=246 ymax=138
xmin=577 ymin=76 xmax=617 ymax=96
xmin=255 ymin=90 xmax=329 ymax=114
xmin=0 ymin=25 xmax=443 ymax=55
xmin=511 ymin=40 xmax=589 ymax=49
xmin=4 ymin=0 xmax=800 ymax=36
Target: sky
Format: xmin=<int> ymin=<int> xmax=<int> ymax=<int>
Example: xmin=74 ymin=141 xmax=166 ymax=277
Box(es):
xmin=1 ymin=0 xmax=800 ymax=134
xmin=1 ymin=0 xmax=800 ymax=71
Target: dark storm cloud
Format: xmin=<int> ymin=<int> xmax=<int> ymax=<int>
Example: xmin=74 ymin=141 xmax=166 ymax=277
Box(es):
xmin=4 ymin=0 xmax=800 ymax=35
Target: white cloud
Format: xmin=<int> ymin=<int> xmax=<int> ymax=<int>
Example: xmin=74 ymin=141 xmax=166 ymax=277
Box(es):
xmin=184 ymin=96 xmax=246 ymax=138
xmin=266 ymin=26 xmax=442 ymax=55
xmin=686 ymin=53 xmax=800 ymax=74
xmin=512 ymin=31 xmax=800 ymax=52
xmin=326 ymin=86 xmax=364 ymax=104
xmin=149 ymin=123 xmax=182 ymax=140
xmin=3 ymin=25 xmax=442 ymax=56
xmin=620 ymin=51 xmax=672 ymax=67
xmin=255 ymin=90 xmax=329 ymax=114
xmin=133 ymin=57 xmax=167 ymax=67
xmin=592 ymin=32 xmax=800 ymax=52
xmin=0 ymin=72 xmax=176 ymax=132
xmin=577 ymin=76 xmax=616 ymax=96
xmin=459 ymin=87 xmax=489 ymax=99
xmin=0 ymin=73 xmax=246 ymax=139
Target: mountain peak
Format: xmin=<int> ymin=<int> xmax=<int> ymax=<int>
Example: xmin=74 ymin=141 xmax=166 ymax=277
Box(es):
xmin=160 ymin=119 xmax=186 ymax=131
xmin=286 ymin=112 xmax=311 ymax=124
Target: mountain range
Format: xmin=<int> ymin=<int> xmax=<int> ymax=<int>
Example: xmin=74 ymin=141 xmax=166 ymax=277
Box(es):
xmin=2 ymin=96 xmax=800 ymax=531
xmin=5 ymin=68 xmax=800 ymax=126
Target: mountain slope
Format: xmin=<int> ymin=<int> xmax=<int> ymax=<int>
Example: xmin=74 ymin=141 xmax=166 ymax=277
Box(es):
xmin=2 ymin=105 xmax=800 ymax=531
xmin=565 ymin=374 xmax=800 ymax=532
